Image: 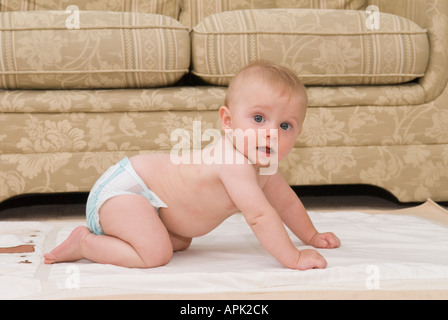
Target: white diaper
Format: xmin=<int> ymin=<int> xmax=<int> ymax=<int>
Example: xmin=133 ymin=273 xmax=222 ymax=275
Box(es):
xmin=86 ymin=157 xmax=168 ymax=235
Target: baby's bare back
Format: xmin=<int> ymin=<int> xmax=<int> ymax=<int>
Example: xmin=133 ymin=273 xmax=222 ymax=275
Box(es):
xmin=130 ymin=153 xmax=239 ymax=238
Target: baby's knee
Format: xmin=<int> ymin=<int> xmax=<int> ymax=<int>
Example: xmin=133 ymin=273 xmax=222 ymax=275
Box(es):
xmin=174 ymin=238 xmax=192 ymax=252
xmin=170 ymin=233 xmax=192 ymax=252
xmin=155 ymin=250 xmax=173 ymax=267
xmin=141 ymin=248 xmax=173 ymax=268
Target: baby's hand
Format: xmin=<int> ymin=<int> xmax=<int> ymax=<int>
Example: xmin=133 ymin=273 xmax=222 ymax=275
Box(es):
xmin=296 ymin=249 xmax=327 ymax=270
xmin=309 ymin=232 xmax=341 ymax=249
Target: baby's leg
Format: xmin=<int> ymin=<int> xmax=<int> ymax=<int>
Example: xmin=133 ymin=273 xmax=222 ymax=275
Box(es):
xmin=169 ymin=231 xmax=192 ymax=252
xmin=45 ymin=194 xmax=173 ymax=268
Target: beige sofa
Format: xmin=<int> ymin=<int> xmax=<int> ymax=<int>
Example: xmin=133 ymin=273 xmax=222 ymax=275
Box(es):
xmin=0 ymin=0 xmax=447 ymax=204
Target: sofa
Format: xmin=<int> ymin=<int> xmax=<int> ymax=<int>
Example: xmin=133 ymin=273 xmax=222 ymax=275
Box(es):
xmin=0 ymin=0 xmax=447 ymax=204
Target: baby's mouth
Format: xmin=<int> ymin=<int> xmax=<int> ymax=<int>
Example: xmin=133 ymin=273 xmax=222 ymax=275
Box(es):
xmin=257 ymin=146 xmax=274 ymax=157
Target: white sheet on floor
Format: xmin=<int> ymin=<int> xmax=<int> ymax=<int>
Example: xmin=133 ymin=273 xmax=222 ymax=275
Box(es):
xmin=0 ymin=222 xmax=52 ymax=299
xmin=46 ymin=211 xmax=448 ymax=294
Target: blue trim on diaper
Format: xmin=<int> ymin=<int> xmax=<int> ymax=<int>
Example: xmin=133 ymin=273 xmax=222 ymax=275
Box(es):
xmin=86 ymin=159 xmax=127 ymax=235
xmin=86 ymin=157 xmax=168 ymax=235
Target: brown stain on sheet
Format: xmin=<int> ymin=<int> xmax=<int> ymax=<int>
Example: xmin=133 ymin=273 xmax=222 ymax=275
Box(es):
xmin=0 ymin=245 xmax=35 ymax=254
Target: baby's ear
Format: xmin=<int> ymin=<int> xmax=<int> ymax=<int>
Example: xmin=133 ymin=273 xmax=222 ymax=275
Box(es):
xmin=219 ymin=106 xmax=232 ymax=130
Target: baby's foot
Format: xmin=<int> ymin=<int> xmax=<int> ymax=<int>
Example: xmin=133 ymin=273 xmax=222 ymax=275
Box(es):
xmin=44 ymin=226 xmax=91 ymax=264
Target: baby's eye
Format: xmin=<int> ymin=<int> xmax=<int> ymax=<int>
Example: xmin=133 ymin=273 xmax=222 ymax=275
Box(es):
xmin=254 ymin=115 xmax=264 ymax=123
xmin=280 ymin=123 xmax=291 ymax=131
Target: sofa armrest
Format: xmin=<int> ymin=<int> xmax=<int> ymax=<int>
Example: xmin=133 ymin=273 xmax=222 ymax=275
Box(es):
xmin=369 ymin=0 xmax=448 ymax=103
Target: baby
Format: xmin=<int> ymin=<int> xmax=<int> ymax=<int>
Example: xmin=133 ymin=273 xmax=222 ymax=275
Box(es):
xmin=44 ymin=61 xmax=340 ymax=270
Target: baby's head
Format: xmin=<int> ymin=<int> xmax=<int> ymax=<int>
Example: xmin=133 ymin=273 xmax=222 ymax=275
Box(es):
xmin=224 ymin=60 xmax=307 ymax=110
xmin=220 ymin=61 xmax=307 ymax=171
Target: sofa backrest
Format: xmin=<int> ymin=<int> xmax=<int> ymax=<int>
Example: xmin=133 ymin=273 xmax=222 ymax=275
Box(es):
xmin=180 ymin=0 xmax=367 ymax=28
xmin=0 ymin=0 xmax=441 ymax=95
xmin=191 ymin=8 xmax=429 ymax=87
xmin=0 ymin=0 xmax=368 ymax=28
xmin=0 ymin=0 xmax=182 ymax=20
xmin=368 ymin=0 xmax=448 ymax=102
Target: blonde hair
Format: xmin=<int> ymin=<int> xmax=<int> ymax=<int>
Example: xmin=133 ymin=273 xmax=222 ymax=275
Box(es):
xmin=224 ymin=60 xmax=307 ymax=107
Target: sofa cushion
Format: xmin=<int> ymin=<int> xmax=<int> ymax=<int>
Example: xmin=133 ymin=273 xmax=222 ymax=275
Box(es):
xmin=0 ymin=10 xmax=190 ymax=90
xmin=0 ymin=0 xmax=182 ymax=20
xmin=180 ymin=0 xmax=367 ymax=28
xmin=191 ymin=9 xmax=429 ymax=86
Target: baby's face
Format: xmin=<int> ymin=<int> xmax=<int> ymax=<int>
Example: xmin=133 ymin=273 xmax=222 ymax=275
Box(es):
xmin=221 ymin=80 xmax=306 ymax=169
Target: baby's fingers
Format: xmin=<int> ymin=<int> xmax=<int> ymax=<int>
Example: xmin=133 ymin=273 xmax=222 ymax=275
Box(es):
xmin=297 ymin=249 xmax=327 ymax=270
xmin=325 ymin=233 xmax=341 ymax=248
xmin=314 ymin=233 xmax=341 ymax=249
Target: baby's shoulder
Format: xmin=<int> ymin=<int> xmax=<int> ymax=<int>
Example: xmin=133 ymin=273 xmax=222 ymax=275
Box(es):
xmin=215 ymin=163 xmax=262 ymax=190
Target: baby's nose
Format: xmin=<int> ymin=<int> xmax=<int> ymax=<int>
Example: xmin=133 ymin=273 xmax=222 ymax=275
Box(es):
xmin=266 ymin=128 xmax=278 ymax=140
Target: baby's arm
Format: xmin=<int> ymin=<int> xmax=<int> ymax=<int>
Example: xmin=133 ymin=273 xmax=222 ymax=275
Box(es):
xmin=220 ymin=165 xmax=326 ymax=270
xmin=263 ymin=172 xmax=341 ymax=249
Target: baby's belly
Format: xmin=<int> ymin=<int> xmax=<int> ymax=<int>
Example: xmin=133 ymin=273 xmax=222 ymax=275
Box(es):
xmin=158 ymin=205 xmax=236 ymax=238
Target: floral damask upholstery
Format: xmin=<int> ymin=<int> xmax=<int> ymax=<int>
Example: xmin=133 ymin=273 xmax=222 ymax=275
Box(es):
xmin=0 ymin=0 xmax=447 ymax=203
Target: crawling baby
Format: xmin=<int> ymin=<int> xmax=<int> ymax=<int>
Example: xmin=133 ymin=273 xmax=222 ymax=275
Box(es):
xmin=44 ymin=61 xmax=340 ymax=270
